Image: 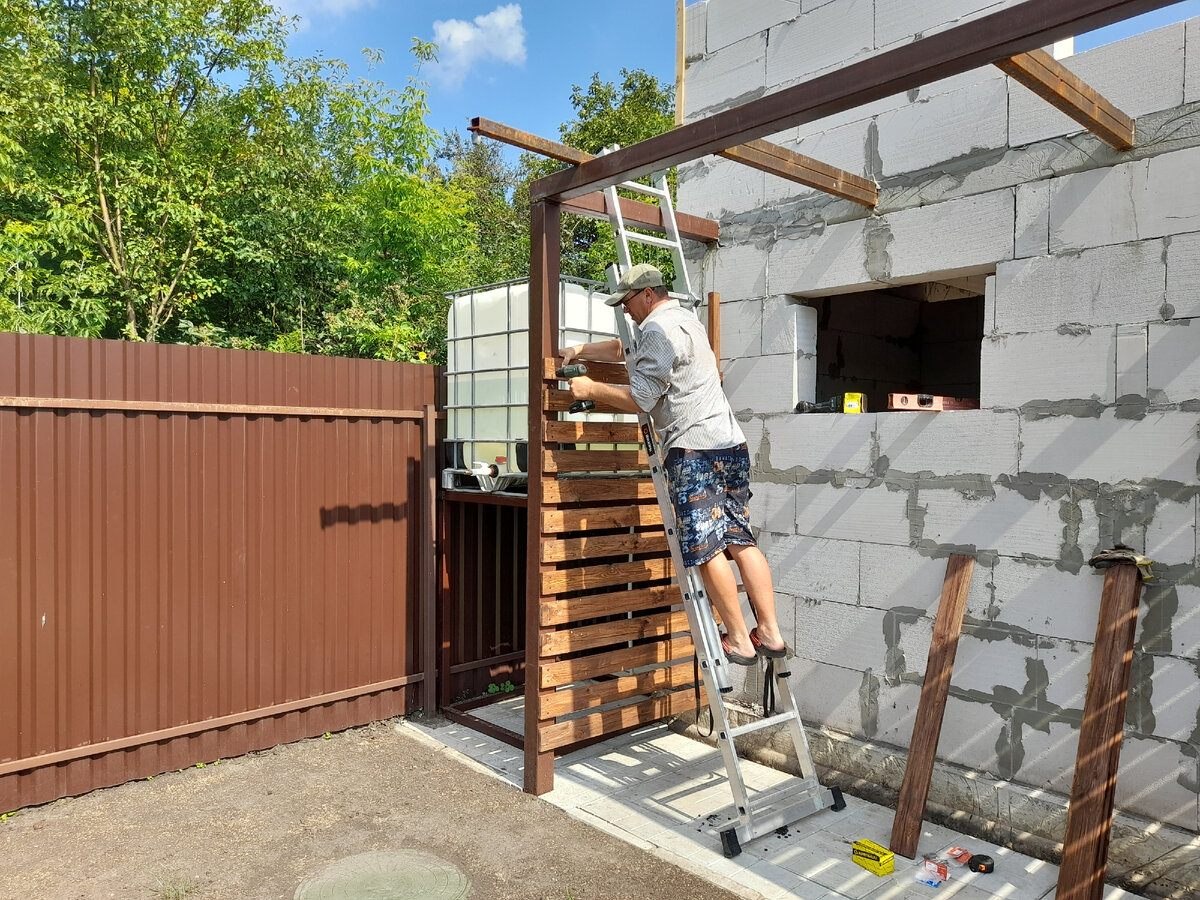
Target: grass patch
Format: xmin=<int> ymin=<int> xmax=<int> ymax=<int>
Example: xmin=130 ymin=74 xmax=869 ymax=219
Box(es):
xmin=152 ymin=874 xmax=201 ymax=900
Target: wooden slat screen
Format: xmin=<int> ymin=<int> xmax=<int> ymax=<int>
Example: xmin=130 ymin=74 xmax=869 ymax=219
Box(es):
xmin=531 ymin=357 xmax=702 ymax=755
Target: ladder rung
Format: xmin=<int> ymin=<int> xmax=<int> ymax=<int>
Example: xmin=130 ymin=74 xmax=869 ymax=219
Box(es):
xmin=727 ymin=710 xmax=801 ymax=739
xmin=617 ymin=180 xmax=670 ymax=200
xmin=615 ymin=231 xmax=680 ymax=250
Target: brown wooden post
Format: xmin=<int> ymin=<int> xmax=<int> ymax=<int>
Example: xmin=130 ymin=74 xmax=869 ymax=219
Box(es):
xmin=890 ymin=554 xmax=975 ymax=857
xmin=707 ymin=291 xmax=721 ymax=380
xmin=420 ymin=403 xmax=438 ymax=716
xmin=525 ymin=199 xmax=560 ymax=795
xmin=1056 ymin=558 xmax=1146 ymax=900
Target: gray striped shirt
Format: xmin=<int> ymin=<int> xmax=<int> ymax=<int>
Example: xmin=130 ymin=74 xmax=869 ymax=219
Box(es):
xmin=629 ymin=300 xmax=745 ymax=454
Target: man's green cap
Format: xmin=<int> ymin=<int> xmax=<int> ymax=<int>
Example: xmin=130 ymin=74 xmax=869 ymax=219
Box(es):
xmin=604 ymin=263 xmax=665 ymax=306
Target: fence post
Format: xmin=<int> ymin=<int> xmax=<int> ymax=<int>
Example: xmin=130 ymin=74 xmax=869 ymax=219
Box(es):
xmin=421 ymin=403 xmax=438 ymax=716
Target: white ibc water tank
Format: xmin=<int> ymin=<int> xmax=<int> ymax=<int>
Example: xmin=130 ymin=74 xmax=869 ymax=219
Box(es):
xmin=444 ymin=277 xmax=619 ymax=478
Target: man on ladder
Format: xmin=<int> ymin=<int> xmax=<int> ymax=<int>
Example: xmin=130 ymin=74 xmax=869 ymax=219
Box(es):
xmin=559 ymin=262 xmax=788 ymax=667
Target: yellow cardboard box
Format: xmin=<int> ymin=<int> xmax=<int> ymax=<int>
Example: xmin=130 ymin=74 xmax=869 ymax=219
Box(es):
xmin=851 ymin=839 xmax=895 ymax=876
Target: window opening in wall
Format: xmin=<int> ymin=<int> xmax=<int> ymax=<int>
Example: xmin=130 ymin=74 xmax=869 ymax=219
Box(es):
xmin=802 ymin=275 xmax=987 ymax=413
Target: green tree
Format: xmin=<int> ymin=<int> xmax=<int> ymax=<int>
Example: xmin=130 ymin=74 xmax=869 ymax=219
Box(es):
xmin=0 ymin=1 xmax=470 ymax=363
xmin=519 ymin=68 xmax=676 ymax=282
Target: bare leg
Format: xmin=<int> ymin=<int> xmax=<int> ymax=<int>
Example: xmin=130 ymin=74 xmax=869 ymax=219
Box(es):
xmin=727 ymin=543 xmax=785 ymax=652
xmin=698 ymin=552 xmax=753 ymax=658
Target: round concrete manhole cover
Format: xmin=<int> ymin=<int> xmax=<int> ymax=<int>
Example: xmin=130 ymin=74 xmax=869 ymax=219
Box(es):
xmin=295 ymin=849 xmax=470 ymax=900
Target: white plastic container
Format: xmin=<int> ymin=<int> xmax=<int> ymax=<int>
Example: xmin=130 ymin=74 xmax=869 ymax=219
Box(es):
xmin=445 ymin=277 xmax=619 ymax=477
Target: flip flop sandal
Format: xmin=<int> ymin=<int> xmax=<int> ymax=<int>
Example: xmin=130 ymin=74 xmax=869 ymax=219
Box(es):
xmin=750 ymin=627 xmax=787 ymax=659
xmin=720 ymin=634 xmax=757 ymax=666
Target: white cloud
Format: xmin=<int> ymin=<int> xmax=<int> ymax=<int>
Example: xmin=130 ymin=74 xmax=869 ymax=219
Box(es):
xmin=275 ymin=0 xmax=377 ymax=31
xmin=430 ymin=4 xmax=526 ymax=90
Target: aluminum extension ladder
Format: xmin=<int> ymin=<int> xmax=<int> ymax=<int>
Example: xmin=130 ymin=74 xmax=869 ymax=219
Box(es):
xmin=600 ymin=159 xmax=844 ymax=856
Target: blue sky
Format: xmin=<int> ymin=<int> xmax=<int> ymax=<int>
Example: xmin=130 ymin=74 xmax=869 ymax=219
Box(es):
xmin=278 ymin=0 xmax=1200 ymax=151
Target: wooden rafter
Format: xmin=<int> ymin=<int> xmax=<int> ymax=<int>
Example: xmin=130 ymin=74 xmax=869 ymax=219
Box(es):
xmin=995 ymin=49 xmax=1134 ymax=150
xmin=530 ymin=0 xmax=1174 ymax=202
xmin=471 ymin=116 xmax=877 ymax=209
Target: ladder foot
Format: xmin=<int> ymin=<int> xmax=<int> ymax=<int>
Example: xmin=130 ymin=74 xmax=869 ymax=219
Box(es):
xmin=831 ymin=786 xmax=846 ymax=812
xmin=720 ymin=827 xmax=742 ymax=858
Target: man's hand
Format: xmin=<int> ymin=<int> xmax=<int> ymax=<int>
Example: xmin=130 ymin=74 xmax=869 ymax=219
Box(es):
xmin=560 ymin=344 xmax=583 ymax=365
xmin=567 ymin=374 xmax=595 ymax=402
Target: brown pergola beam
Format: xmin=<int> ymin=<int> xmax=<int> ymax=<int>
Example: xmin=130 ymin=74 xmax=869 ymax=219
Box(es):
xmin=719 ymin=140 xmax=877 ymax=207
xmin=994 ymin=49 xmax=1135 ymax=150
xmin=471 ymin=116 xmax=876 ymax=209
xmin=530 ymin=0 xmax=1174 ymax=202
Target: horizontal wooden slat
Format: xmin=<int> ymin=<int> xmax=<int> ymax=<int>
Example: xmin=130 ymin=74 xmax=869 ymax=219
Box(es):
xmin=541 ymin=358 xmax=629 ymax=384
xmin=543 ymin=477 xmax=657 ymax=505
xmin=994 ymin=49 xmax=1134 ymax=150
xmin=544 ymin=449 xmax=648 ymax=473
xmin=539 ymin=688 xmax=699 ymax=752
xmin=540 ymin=609 xmax=691 ymax=656
xmin=546 ymin=388 xmax=629 ymax=414
xmin=539 ymin=585 xmax=680 ymax=626
xmin=718 ymin=141 xmax=878 ymax=207
xmin=539 ymin=662 xmax=702 ymax=719
xmin=542 ymin=502 xmax=663 ymax=534
xmin=539 ymin=637 xmax=695 ymax=689
xmin=0 ymin=395 xmax=427 ymax=421
xmin=542 ymin=557 xmax=673 ymax=595
xmin=544 ymin=420 xmax=642 ymax=444
xmin=541 ymin=528 xmax=668 ymax=564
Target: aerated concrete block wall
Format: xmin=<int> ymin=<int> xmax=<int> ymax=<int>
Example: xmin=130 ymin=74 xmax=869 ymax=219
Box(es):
xmin=680 ymin=0 xmax=1200 ymax=859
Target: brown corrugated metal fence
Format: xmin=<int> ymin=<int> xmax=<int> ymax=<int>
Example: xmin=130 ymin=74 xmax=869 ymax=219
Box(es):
xmin=0 ymin=334 xmax=440 ymax=813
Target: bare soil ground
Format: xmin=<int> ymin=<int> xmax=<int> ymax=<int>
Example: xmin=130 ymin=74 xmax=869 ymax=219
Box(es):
xmin=0 ymin=718 xmax=740 ymax=900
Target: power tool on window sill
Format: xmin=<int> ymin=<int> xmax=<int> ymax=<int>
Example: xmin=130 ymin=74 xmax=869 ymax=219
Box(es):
xmin=795 ymin=392 xmax=867 ymax=414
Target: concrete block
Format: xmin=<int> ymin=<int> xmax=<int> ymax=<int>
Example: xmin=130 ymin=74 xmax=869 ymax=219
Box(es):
xmin=795 ymin=598 xmax=932 ymax=678
xmin=874 ymin=680 xmax=924 ymax=748
xmin=1115 ymin=735 xmax=1200 ymax=830
xmin=874 ymin=0 xmax=1019 ymax=49
xmin=677 ymin=155 xmax=765 ymax=219
xmin=860 ymin=543 xmax=992 ymax=614
xmin=877 ymin=409 xmax=1019 ymax=476
xmin=951 ymin=632 xmax=1036 ymax=702
xmin=990 ymin=558 xmax=1103 ymax=644
xmin=1008 ymin=24 xmax=1185 ymax=148
xmin=1188 ymin=18 xmax=1200 ymax=104
xmin=885 ymin=189 xmax=1015 ymax=282
xmin=1148 ymin=321 xmax=1200 ymax=405
xmin=980 ymin=329 xmax=1118 ymax=409
xmin=684 ymin=0 xmax=707 ymax=59
xmin=684 ymin=31 xmax=767 ymax=117
xmin=706 ymin=0 xmax=799 ymax=53
xmin=875 ymin=77 xmax=1009 ymax=177
xmin=1040 ymin=637 xmax=1091 ymax=710
xmin=1008 ymin=719 xmax=1080 ymax=795
xmin=1015 ymin=180 xmax=1050 ymax=258
xmin=758 ymin=531 xmax=860 ymax=601
xmin=710 ymin=242 xmax=768 ymax=304
xmin=1137 ymin=654 xmax=1200 ymax=743
xmin=795 ymin=482 xmax=911 ymax=544
xmin=1138 ymin=584 xmax=1200 ymax=661
xmin=1165 ymin=231 xmax=1200 ymax=319
xmin=994 ymin=241 xmax=1168 ymax=333
xmin=1019 ymin=409 xmax=1200 ymax=485
xmin=1050 ymin=146 xmax=1200 ymax=252
xmin=764 ymin=410 xmax=876 ymax=472
xmin=750 ymin=479 xmax=797 ymax=534
xmin=723 ymin=353 xmax=798 ymax=413
xmin=929 ymin=694 xmax=1009 ymax=773
xmin=767 ymin=218 xmax=878 ymax=297
xmin=918 ymin=485 xmax=1066 ymax=558
xmin=716 ymin=297 xmax=763 ymax=359
xmin=785 ymin=656 xmax=876 ymax=736
xmin=1116 ymin=324 xmax=1148 ymax=400
xmin=765 ymin=0 xmax=874 ymax=88
xmin=741 ymin=415 xmax=767 ymax=463
xmin=761 ymin=297 xmax=815 ymax=357
xmin=1145 ymin=495 xmax=1197 ymax=566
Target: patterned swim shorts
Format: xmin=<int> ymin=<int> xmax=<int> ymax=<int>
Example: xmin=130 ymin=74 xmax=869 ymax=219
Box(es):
xmin=663 ymin=444 xmax=756 ymax=568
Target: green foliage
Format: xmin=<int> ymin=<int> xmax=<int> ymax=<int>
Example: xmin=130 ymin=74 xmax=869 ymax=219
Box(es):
xmin=0 ymin=3 xmax=470 ymax=362
xmin=485 ymin=680 xmax=516 ymax=695
xmin=519 ymin=69 xmax=677 ymax=282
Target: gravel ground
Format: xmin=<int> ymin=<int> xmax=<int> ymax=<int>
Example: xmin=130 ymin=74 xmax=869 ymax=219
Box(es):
xmin=0 ymin=718 xmax=741 ymax=900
